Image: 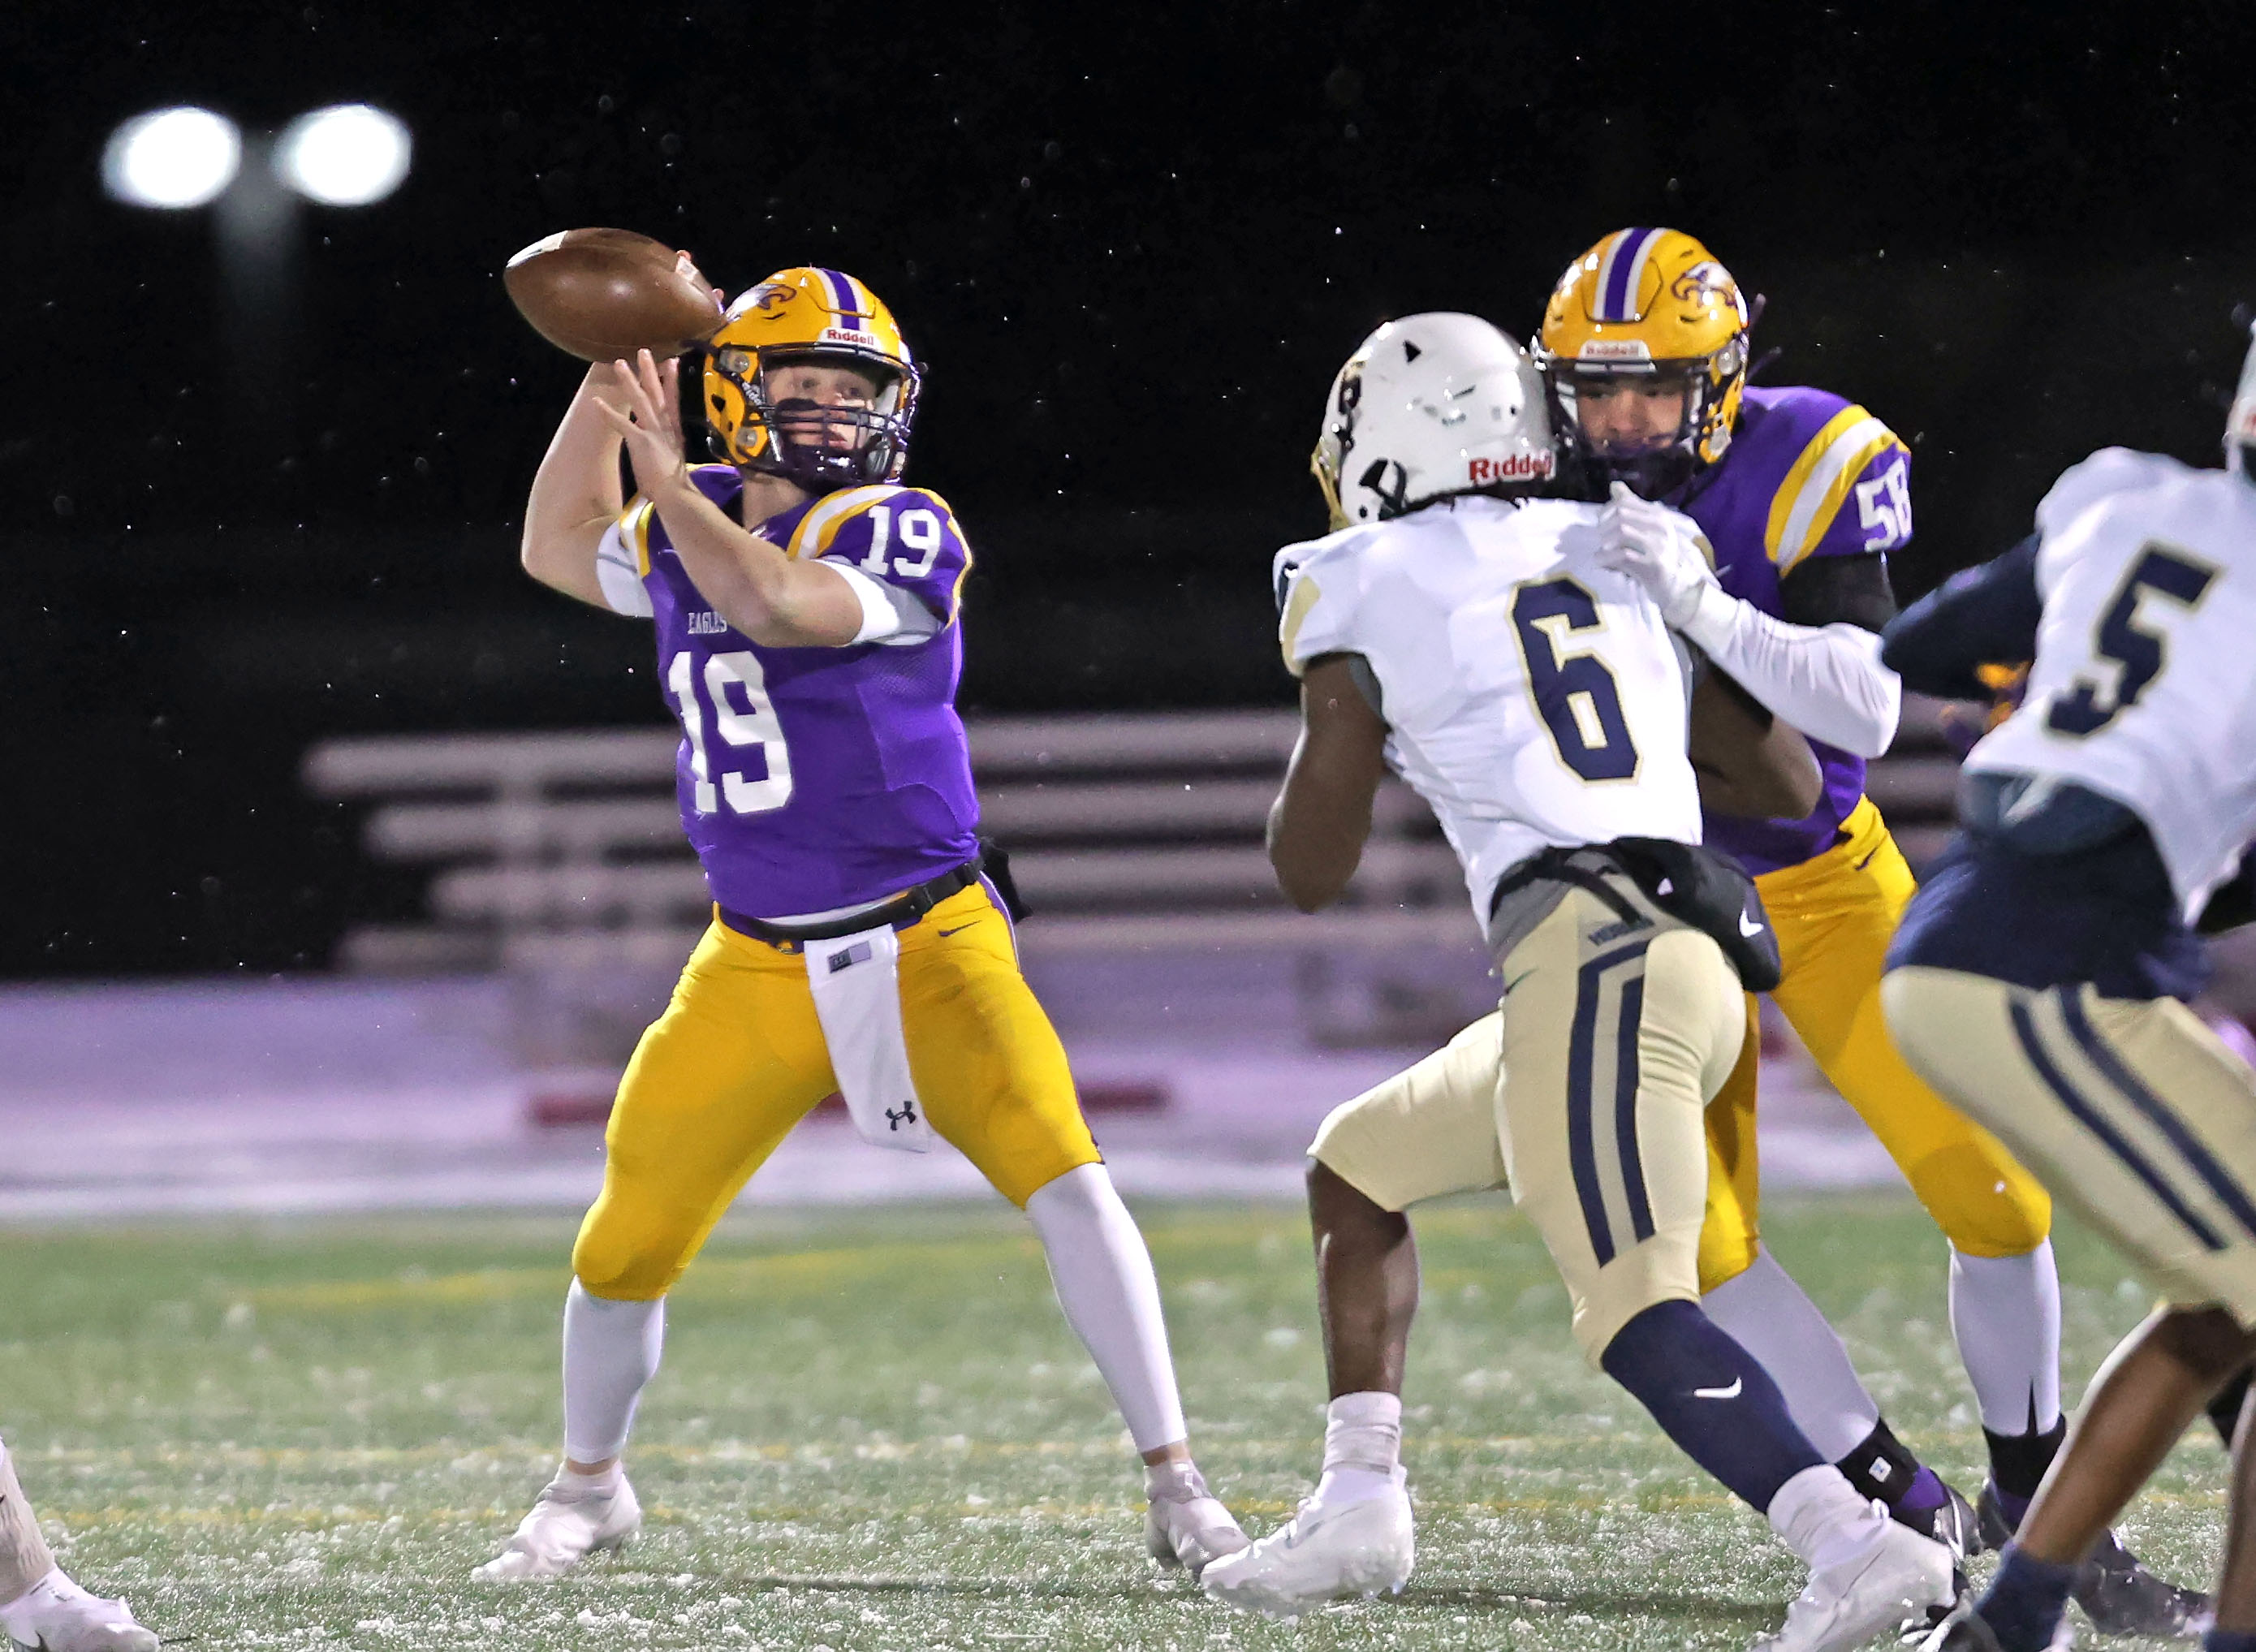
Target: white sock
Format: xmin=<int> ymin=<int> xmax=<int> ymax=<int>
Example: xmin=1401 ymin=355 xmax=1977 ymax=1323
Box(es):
xmin=0 ymin=1440 xmax=58 ymax=1608
xmin=1766 ymin=1463 xmax=1888 ymax=1572
xmin=1307 ymin=1391 xmax=1404 ymax=1512
xmin=561 ymin=1281 xmax=666 ymax=1464
xmin=1948 ymin=1241 xmax=2063 ymax=1435
xmin=1024 ymin=1163 xmax=1188 ymax=1453
xmin=1702 ymin=1249 xmax=1883 ymax=1460
xmin=1145 ymin=1459 xmax=1215 ymax=1504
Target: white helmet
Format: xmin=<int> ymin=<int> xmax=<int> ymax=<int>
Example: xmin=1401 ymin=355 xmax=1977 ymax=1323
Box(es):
xmin=2229 ymin=312 xmax=2256 ymax=486
xmin=1312 ymin=312 xmax=1555 ymax=529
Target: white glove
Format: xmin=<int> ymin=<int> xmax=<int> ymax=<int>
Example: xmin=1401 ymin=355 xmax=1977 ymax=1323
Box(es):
xmin=1594 ymin=484 xmax=1901 ymax=757
xmin=1595 ymin=480 xmax=1719 ymax=629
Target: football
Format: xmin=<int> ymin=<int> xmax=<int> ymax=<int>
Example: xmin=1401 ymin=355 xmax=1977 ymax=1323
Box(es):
xmin=503 ymin=226 xmax=724 ymax=363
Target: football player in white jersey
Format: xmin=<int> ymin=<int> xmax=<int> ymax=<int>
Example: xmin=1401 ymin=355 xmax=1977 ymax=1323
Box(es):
xmin=1 ymin=1437 xmax=157 ymax=1651
xmin=1199 ymin=313 xmax=1956 ymax=1651
xmin=1882 ymin=320 xmax=2256 ymax=1652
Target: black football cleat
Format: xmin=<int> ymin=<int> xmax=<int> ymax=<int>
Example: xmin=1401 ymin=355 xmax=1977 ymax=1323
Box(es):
xmin=1890 ymin=1479 xmax=1978 ymax=1640
xmin=1975 ymin=1483 xmax=2208 ymax=1639
xmin=1895 ymin=1478 xmax=1984 ymax=1560
xmin=1913 ymin=1599 xmax=2077 ymax=1651
xmin=1912 ymin=1602 xmax=2007 ymax=1652
xmin=2071 ymin=1528 xmax=2207 ymax=1639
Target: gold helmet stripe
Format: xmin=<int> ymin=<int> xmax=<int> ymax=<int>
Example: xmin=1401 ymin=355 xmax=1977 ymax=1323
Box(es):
xmin=1764 ymin=407 xmax=1903 ymax=570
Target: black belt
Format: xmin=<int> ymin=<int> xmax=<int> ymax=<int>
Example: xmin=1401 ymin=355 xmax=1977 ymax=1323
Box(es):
xmin=719 ymin=861 xmax=981 ymax=947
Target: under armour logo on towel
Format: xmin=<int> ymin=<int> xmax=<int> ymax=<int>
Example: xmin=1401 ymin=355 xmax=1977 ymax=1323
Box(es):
xmin=827 ymin=942 xmax=875 ymax=973
xmin=885 ymin=1098 xmax=920 ymax=1130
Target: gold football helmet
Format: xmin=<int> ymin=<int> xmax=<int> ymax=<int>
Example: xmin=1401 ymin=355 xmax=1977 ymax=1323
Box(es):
xmin=1533 ymin=228 xmax=1750 ymax=497
xmin=702 ymin=266 xmax=921 ymax=490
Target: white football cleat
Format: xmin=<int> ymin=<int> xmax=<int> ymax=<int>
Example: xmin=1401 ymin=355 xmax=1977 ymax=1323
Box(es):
xmin=471 ymin=1470 xmax=641 ymax=1581
xmin=1200 ymin=1479 xmax=1414 ymax=1619
xmin=1752 ymin=1520 xmax=1956 ymax=1652
xmin=1144 ymin=1472 xmax=1248 ymax=1581
xmin=0 ymin=1569 xmax=159 ymax=1652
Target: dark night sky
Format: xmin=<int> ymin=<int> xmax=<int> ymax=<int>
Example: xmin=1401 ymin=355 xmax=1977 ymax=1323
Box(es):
xmin=2 ymin=1 xmax=2252 ymax=975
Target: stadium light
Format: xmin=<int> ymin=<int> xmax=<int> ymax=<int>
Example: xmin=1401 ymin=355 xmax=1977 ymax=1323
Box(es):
xmin=101 ymin=107 xmax=242 ymax=209
xmin=275 ymin=104 xmax=412 ymax=206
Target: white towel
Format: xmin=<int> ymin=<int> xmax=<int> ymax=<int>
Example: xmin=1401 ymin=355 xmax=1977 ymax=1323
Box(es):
xmin=803 ymin=921 xmax=934 ymax=1153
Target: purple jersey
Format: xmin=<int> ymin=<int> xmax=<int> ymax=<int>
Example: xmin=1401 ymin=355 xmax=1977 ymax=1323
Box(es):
xmin=615 ymin=468 xmax=981 ymax=917
xmin=1676 ymin=385 xmax=1912 ymax=875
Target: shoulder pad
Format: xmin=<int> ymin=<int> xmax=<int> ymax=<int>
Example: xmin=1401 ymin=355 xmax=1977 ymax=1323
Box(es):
xmin=687 ymin=464 xmax=741 ymax=507
xmin=1762 ymin=395 xmax=1909 ymax=570
xmin=787 ymin=484 xmax=959 ymax=561
xmin=1746 ymin=382 xmax=1856 ymax=438
xmin=2036 ymin=448 xmax=2194 ymax=540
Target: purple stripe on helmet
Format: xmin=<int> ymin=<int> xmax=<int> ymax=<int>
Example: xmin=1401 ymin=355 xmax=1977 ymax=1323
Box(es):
xmin=821 ymin=268 xmax=867 ymax=331
xmin=1600 ymin=228 xmax=1655 ymax=322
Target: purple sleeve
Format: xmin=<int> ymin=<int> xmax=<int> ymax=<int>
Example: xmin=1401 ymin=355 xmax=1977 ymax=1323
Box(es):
xmin=816 ymin=489 xmax=971 ymax=623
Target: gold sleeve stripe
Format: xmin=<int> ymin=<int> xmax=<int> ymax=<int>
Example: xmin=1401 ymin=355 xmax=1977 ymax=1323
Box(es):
xmin=945 ymin=538 xmax=974 ymax=626
xmin=1764 ymin=406 xmax=1902 ymax=571
xmin=787 ymin=485 xmax=894 ymax=561
xmin=1278 ymin=574 xmax=1324 ymax=677
xmin=628 ymin=499 xmax=657 ymax=577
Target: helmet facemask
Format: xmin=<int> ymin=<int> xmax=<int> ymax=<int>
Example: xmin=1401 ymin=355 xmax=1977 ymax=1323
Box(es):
xmin=1544 ymin=339 xmax=1745 ymax=499
xmin=707 ymin=343 xmax=921 ymax=491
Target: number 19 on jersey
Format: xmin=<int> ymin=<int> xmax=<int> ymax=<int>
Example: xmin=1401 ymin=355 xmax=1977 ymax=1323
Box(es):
xmin=667 ymin=649 xmax=795 ymax=814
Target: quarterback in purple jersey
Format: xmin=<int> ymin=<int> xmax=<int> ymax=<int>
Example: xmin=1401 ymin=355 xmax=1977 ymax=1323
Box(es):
xmin=473 ymin=263 xmax=1244 ymax=1584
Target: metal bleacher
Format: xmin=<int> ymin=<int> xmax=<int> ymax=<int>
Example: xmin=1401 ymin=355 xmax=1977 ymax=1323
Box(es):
xmin=304 ymin=700 xmax=1967 ymax=978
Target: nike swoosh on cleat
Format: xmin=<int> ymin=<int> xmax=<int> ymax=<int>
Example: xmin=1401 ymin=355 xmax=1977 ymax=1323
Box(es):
xmin=1737 ymin=912 xmax=1764 ymax=937
xmin=1692 ymin=1378 xmax=1743 ymax=1400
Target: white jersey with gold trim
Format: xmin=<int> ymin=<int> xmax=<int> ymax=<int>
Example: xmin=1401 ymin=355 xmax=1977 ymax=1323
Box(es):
xmin=1969 ymin=448 xmax=2256 ymax=917
xmin=1275 ymin=494 xmax=1702 ymax=926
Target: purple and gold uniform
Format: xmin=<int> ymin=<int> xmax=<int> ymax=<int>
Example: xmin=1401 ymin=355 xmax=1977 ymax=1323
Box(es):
xmin=575 ymin=470 xmax=1099 ymax=1300
xmin=1675 ymin=392 xmax=2051 ymax=1288
xmin=616 ymin=467 xmax=979 ymax=917
xmin=1689 ymin=386 xmax=1911 ymax=878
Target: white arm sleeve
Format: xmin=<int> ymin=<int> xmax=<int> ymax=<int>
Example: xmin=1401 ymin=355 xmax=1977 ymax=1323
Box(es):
xmin=593 ymin=520 xmax=655 ymax=618
xmin=823 ymin=559 xmax=944 ymax=646
xmin=1675 ymin=582 xmax=1903 ymax=758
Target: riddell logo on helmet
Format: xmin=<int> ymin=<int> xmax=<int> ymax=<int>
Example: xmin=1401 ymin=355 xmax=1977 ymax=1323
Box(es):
xmin=1578 ymin=339 xmax=1651 ymax=361
xmin=821 ymin=326 xmax=878 ymax=345
xmin=1469 ymin=453 xmax=1554 ymax=484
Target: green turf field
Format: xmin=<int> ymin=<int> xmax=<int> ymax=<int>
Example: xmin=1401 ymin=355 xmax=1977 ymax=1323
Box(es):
xmin=0 ymin=1195 xmax=2225 ymax=1650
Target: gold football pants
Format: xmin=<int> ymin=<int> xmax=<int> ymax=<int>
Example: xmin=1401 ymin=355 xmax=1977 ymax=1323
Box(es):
xmin=1313 ymin=882 xmax=1745 ymax=1362
xmin=1885 ymin=968 xmax=2256 ymax=1326
xmin=1696 ymin=797 xmax=2051 ymax=1290
xmin=1308 ymin=798 xmax=2053 ymax=1297
xmin=572 ymin=882 xmax=1102 ymax=1301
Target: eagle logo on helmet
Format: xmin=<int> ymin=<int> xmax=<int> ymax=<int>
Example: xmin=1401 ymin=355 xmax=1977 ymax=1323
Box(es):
xmin=1534 ymin=227 xmax=1754 ymax=497
xmin=701 ymin=266 xmax=923 ymax=494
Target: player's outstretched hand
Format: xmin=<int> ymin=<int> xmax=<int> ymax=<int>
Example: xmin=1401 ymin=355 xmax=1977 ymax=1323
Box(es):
xmin=1595 ymin=480 xmax=1717 ymax=628
xmin=595 ymin=349 xmax=691 ymax=501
